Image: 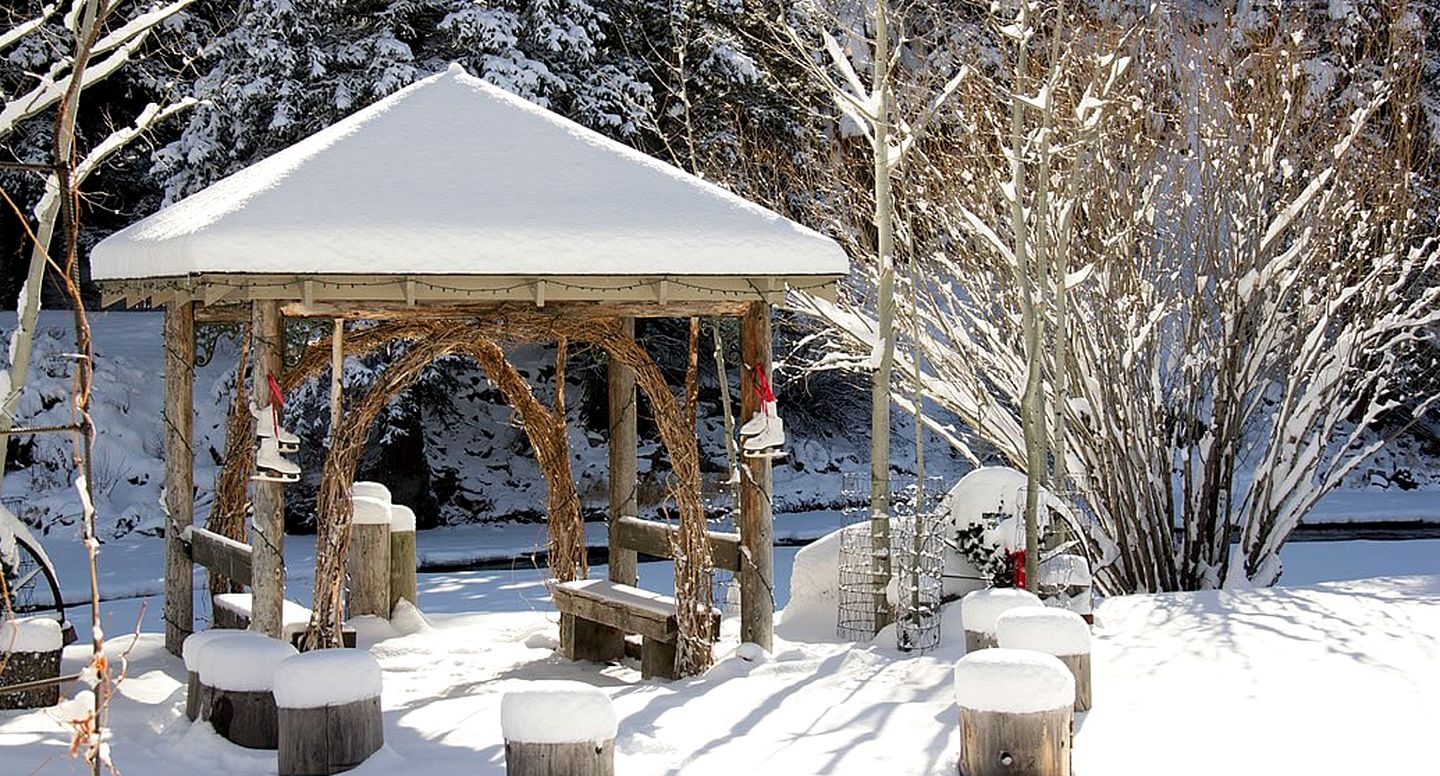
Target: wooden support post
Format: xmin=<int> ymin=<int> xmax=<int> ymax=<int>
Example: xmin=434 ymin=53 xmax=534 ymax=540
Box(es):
xmin=389 ymin=505 xmax=418 ymax=612
xmin=607 ymin=317 xmax=638 ymax=587
xmin=250 ymin=300 xmax=286 ymax=638
xmin=347 ymin=499 xmax=392 ymax=619
xmin=739 ymin=302 xmax=774 ymax=650
xmin=163 ymin=301 xmax=196 ymax=656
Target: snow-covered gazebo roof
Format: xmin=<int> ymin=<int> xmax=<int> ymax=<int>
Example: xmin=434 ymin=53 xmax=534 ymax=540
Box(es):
xmin=94 ymin=64 xmax=847 ymax=313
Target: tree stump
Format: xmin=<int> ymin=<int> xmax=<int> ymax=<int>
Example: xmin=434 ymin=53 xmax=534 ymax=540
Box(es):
xmin=954 ymin=649 xmax=1075 ymax=776
xmin=501 ymin=681 xmax=617 ymax=776
xmin=275 ymin=649 xmax=385 ymax=775
xmin=347 ymin=496 xmax=392 ymax=619
xmin=0 ymin=617 xmax=63 ymax=709
xmin=996 ymin=608 xmax=1093 ymax=711
xmin=960 ymin=588 xmax=1042 ymax=654
xmin=195 ymin=631 xmax=298 ymax=749
xmin=183 ymin=629 xmax=246 ymax=721
xmin=388 ymin=504 xmax=417 ymax=613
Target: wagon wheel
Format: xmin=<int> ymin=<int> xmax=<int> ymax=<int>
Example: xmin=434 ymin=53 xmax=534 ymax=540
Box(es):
xmin=3 ymin=531 xmax=76 ymax=646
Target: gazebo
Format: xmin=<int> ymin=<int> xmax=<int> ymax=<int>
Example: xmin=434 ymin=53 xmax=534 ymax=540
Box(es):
xmin=91 ymin=65 xmax=847 ymax=677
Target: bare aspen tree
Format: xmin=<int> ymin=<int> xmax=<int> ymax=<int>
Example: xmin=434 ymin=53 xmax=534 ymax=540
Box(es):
xmin=775 ymin=0 xmax=966 ymax=629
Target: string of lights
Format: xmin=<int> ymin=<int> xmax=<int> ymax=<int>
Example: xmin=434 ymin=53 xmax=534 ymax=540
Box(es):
xmin=103 ymin=273 xmax=840 ymax=306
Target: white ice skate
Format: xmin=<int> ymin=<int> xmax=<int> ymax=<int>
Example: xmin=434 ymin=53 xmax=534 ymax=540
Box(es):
xmin=252 ymin=437 xmax=301 ymax=483
xmin=251 ymin=401 xmax=300 ymax=453
xmin=742 ymin=404 xmax=786 ymax=460
xmin=738 ymin=401 xmax=779 ymax=438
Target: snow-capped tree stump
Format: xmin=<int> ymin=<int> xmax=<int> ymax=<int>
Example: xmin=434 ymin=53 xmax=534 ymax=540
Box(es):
xmin=275 ymin=649 xmax=384 ymax=776
xmin=501 ymin=681 xmax=617 ymax=776
xmin=347 ymin=496 xmax=392 ymax=619
xmin=960 ymin=588 xmax=1042 ymax=652
xmin=183 ymin=630 xmax=245 ymax=721
xmin=0 ymin=618 xmax=63 ymax=709
xmin=996 ymin=608 xmax=1093 ymax=711
xmin=954 ymin=649 xmax=1075 ymax=776
xmin=388 ymin=504 xmax=417 ymax=613
xmin=196 ymin=632 xmax=298 ymax=749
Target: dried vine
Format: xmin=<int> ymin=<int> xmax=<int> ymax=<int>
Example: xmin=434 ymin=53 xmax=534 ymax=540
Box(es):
xmin=207 ymin=322 xmax=252 ymax=595
xmin=250 ymin=312 xmax=711 ymax=673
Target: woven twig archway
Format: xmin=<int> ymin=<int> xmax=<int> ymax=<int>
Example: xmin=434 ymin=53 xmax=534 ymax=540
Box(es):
xmin=273 ymin=314 xmax=713 ymax=672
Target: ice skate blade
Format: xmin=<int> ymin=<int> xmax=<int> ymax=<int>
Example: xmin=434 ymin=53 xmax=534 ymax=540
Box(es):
xmin=251 ymin=470 xmax=300 ymax=484
xmin=742 ymin=449 xmax=787 ymax=460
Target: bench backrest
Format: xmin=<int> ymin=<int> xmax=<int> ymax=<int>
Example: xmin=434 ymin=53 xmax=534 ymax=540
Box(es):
xmin=183 ymin=527 xmax=254 ymax=587
xmin=612 ymin=517 xmax=742 ymax=572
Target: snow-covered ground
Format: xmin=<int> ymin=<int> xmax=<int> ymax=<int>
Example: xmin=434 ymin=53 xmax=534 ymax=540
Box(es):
xmin=2 ymin=536 xmax=1438 ymax=775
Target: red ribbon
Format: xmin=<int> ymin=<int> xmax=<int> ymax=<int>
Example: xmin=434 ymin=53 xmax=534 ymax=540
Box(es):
xmin=752 ymin=364 xmax=776 ymax=404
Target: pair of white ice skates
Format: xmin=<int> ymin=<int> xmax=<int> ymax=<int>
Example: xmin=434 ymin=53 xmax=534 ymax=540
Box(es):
xmin=252 ymin=401 xmax=301 ymax=483
xmin=739 ymin=400 xmax=785 ymax=459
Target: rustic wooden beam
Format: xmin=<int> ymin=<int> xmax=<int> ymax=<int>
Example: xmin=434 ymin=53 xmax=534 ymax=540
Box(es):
xmin=739 ymin=301 xmax=774 ymax=650
xmin=613 ymin=517 xmax=742 ymax=573
xmin=185 ymin=527 xmax=253 ymax=587
xmin=250 ymin=300 xmax=286 ymax=638
xmin=607 ymin=317 xmax=639 ymax=587
xmin=163 ymin=300 xmax=196 ymax=657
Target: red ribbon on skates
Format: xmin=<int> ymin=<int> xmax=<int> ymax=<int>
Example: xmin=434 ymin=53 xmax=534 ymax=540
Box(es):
xmin=266 ymin=373 xmax=284 ymax=434
xmin=752 ymin=364 xmax=776 ymax=404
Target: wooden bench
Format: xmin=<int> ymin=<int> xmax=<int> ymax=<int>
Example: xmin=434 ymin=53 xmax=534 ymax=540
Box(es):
xmin=553 ymin=579 xmax=719 ymax=680
xmin=184 ymin=528 xmax=355 ymax=648
xmin=212 ymin=593 xmax=356 ymax=649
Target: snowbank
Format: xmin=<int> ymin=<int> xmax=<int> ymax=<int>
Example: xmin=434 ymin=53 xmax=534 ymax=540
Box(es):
xmin=960 ymin=588 xmax=1042 ymax=634
xmin=0 ymin=616 xmax=61 ymax=652
xmin=352 ymin=496 xmax=392 ymax=525
xmin=195 ymin=633 xmax=298 ymax=692
xmin=775 ymin=528 xmax=843 ymax=642
xmin=995 ymin=608 xmax=1090 ymax=656
xmin=272 ymin=649 xmax=383 ymax=708
xmin=500 ymin=681 xmax=616 ymax=743
xmin=954 ymin=648 xmax=1075 ymax=713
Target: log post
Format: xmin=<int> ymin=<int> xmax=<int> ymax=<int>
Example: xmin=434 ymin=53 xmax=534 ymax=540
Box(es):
xmin=607 ymin=317 xmax=638 ymax=587
xmin=194 ymin=632 xmax=298 ymax=750
xmin=996 ymin=608 xmax=1093 ymax=711
xmin=275 ymin=649 xmax=384 ymax=776
xmin=250 ymin=300 xmax=286 ymax=639
xmin=389 ymin=504 xmax=418 ymax=612
xmin=960 ymin=588 xmax=1042 ymax=654
xmin=183 ymin=629 xmax=243 ymax=721
xmin=501 ymin=681 xmax=616 ymax=776
xmin=347 ymin=496 xmax=392 ymax=618
xmin=954 ymin=649 xmax=1075 ymax=776
xmin=164 ymin=300 xmax=196 ymax=656
xmin=738 ymin=302 xmax=774 ymax=650
xmin=0 ymin=618 xmax=63 ymax=709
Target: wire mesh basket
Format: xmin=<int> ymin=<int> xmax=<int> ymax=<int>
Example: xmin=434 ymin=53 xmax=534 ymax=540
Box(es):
xmin=891 ymin=511 xmax=944 ymax=652
xmin=836 ymin=472 xmax=947 ymax=648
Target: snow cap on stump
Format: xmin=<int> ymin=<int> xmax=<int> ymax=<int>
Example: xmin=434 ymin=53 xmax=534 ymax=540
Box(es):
xmin=0 ymin=617 xmax=62 ymax=653
xmin=182 ymin=629 xmax=248 ymax=672
xmin=350 ymin=482 xmax=392 ymax=504
xmin=272 ymin=648 xmax=383 ymax=709
xmin=501 ymin=680 xmax=617 ymax=743
xmin=351 ymin=495 xmax=392 ymax=526
xmin=961 ymin=588 xmax=1042 ymax=635
xmin=390 ymin=504 xmax=416 ymax=533
xmin=955 ymin=648 xmax=1075 ymax=714
xmin=996 ymin=608 xmax=1090 ymax=656
xmin=196 ymin=632 xmax=298 ymax=692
